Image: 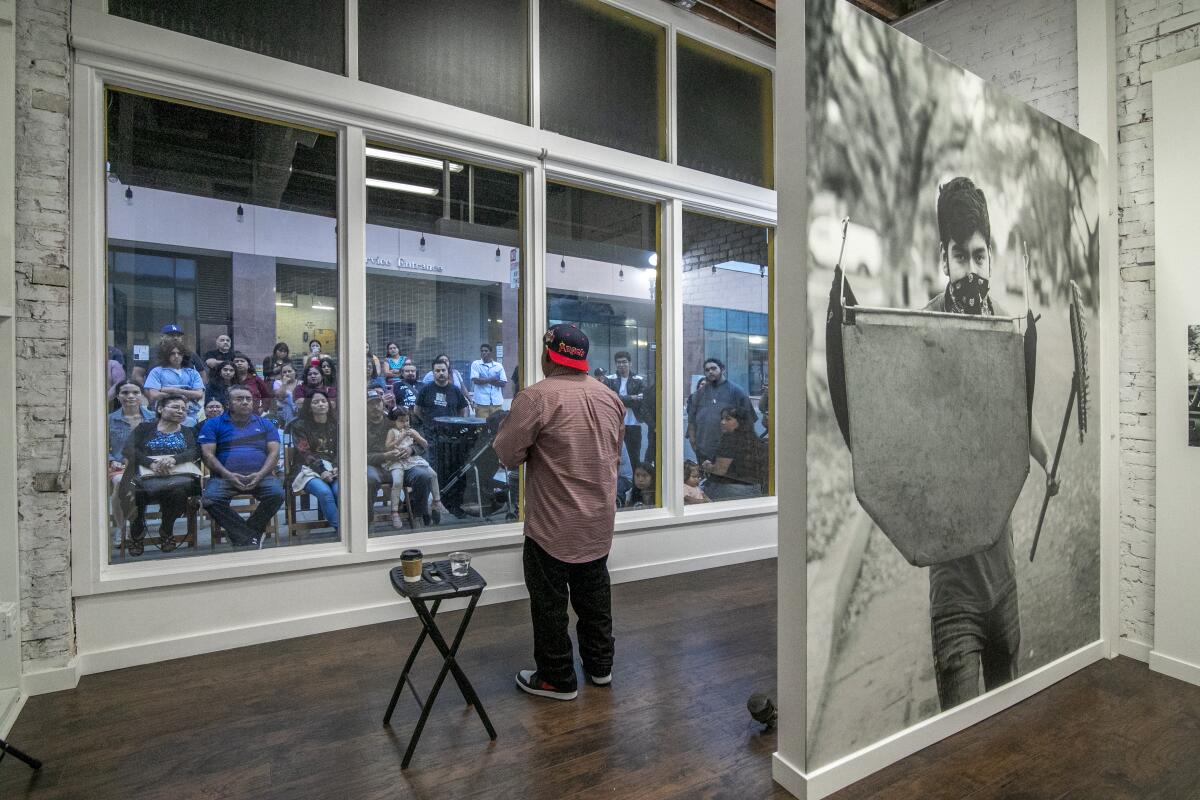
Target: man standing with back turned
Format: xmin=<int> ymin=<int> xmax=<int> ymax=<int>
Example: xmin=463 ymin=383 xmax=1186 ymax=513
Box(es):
xmin=494 ymin=324 xmax=625 ymax=700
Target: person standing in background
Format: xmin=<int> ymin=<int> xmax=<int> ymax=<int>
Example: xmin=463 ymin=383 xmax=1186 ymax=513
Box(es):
xmin=470 ymin=343 xmax=507 ymax=419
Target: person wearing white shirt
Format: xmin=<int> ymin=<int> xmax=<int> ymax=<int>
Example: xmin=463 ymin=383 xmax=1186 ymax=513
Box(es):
xmin=470 ymin=343 xmax=508 ymax=419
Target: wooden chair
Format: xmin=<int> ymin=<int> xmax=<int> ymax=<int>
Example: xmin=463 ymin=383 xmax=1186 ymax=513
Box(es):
xmin=284 ymin=447 xmax=334 ymax=536
xmin=118 ymin=494 xmax=200 ymax=558
xmin=202 ymin=467 xmax=280 ymax=546
xmin=375 ymin=468 xmax=417 ymax=530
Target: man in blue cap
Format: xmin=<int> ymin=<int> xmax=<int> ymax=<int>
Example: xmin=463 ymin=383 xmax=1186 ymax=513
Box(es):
xmin=160 ymin=323 xmax=207 ymax=374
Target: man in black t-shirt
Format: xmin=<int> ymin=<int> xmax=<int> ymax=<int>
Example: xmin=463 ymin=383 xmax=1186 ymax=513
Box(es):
xmin=415 ymin=361 xmax=471 ymax=514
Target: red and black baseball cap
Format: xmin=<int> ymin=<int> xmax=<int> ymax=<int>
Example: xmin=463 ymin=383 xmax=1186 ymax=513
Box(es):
xmin=543 ymin=323 xmax=589 ymax=372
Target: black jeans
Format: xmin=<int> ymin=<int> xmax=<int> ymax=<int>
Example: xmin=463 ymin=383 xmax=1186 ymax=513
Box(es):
xmin=523 ymin=537 xmax=614 ymax=690
xmin=624 ymin=424 xmax=643 ymax=465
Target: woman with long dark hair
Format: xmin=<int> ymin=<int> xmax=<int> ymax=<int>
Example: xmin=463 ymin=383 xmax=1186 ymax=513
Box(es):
xmin=290 ymin=389 xmax=339 ymax=532
xmin=294 ymin=363 xmax=337 ymax=409
xmin=383 ymin=342 xmax=405 ymax=386
xmin=700 ymin=405 xmax=765 ymax=501
xmin=263 ymin=342 xmax=291 ymax=380
xmin=143 ymin=342 xmax=204 ymax=424
xmin=205 ymin=360 xmax=236 ymax=408
xmin=120 ymin=396 xmax=201 ymax=556
xmin=232 ymin=352 xmax=272 ymax=415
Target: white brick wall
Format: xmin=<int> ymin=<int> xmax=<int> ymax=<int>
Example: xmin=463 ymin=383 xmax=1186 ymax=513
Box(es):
xmin=1114 ymin=0 xmax=1200 ymax=647
xmin=14 ymin=0 xmax=73 ymax=670
xmin=896 ymin=0 xmax=1080 ymax=129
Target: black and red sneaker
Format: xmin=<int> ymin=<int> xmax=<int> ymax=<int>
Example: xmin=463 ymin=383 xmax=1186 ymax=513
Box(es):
xmin=515 ymin=670 xmax=577 ymax=701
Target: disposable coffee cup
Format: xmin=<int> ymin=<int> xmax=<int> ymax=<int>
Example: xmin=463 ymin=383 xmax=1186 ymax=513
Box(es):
xmin=400 ymin=549 xmax=423 ymax=583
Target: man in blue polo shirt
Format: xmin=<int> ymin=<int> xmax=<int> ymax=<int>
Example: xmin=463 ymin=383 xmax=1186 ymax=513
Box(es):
xmin=198 ymin=385 xmax=283 ymax=548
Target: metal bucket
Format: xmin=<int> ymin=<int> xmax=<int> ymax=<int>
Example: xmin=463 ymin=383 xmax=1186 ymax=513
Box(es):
xmin=842 ymin=308 xmax=1030 ymax=566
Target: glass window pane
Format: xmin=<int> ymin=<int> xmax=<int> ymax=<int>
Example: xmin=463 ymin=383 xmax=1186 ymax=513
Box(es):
xmin=109 ymin=0 xmax=345 ymax=74
xmin=358 ymin=0 xmax=529 ymax=124
xmin=682 ymin=211 xmax=771 ymax=502
xmin=364 ymin=143 xmax=523 ymax=537
xmin=677 ymin=35 xmax=773 ymax=188
xmin=547 ymin=182 xmax=660 ymax=510
xmin=105 ymin=89 xmax=340 ymax=562
xmin=540 ymin=0 xmax=666 ymax=160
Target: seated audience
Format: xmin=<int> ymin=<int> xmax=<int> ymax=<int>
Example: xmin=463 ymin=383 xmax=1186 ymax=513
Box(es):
xmin=106 ymin=354 xmax=126 ymax=406
xmin=294 ymin=364 xmax=336 ymax=408
xmin=683 ymin=460 xmax=710 ymax=504
xmin=421 ymin=353 xmax=468 ymax=395
xmin=204 ymin=398 xmax=225 ymax=420
xmin=306 ymin=339 xmax=323 ymax=366
xmin=199 ymin=386 xmax=283 ymax=548
xmin=383 ymin=406 xmax=442 ymax=529
xmin=318 ymin=355 xmax=337 ymax=388
xmin=383 ymin=342 xmax=406 ymax=385
xmin=205 ymin=360 xmax=236 ymax=408
xmin=290 ymin=389 xmax=339 ymax=532
xmin=144 ymin=341 xmax=204 ymax=425
xmin=263 ymin=342 xmax=291 ymax=380
xmin=159 ymin=323 xmax=207 ymax=374
xmin=701 ymin=406 xmax=766 ymax=501
xmin=120 ymin=396 xmax=202 ymax=556
xmin=108 ymin=382 xmax=155 ymax=536
xmin=232 ymin=352 xmax=272 ymax=414
xmin=367 ymin=341 xmax=385 ymax=390
xmin=626 ymin=461 xmax=656 ymax=508
xmin=391 ymin=360 xmax=420 ymax=410
xmin=367 ymin=389 xmax=435 ymax=527
xmin=272 ymin=363 xmax=299 ymax=427
xmin=203 ymin=333 xmax=234 ymax=374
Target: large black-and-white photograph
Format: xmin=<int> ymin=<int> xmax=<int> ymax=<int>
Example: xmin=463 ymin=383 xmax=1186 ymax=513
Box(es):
xmin=805 ymin=0 xmax=1102 ymax=767
xmin=1188 ymin=325 xmax=1200 ymax=447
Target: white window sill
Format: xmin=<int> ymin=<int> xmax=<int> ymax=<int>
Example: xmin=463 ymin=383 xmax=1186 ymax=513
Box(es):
xmin=82 ymin=497 xmax=778 ymax=595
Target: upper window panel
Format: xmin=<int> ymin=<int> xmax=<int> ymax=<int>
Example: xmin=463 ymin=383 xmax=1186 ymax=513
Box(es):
xmin=677 ymin=36 xmax=773 ymax=188
xmin=109 ymin=0 xmax=346 ymax=75
xmin=540 ymin=0 xmax=666 ymax=160
xmin=358 ymin=0 xmax=529 ymax=124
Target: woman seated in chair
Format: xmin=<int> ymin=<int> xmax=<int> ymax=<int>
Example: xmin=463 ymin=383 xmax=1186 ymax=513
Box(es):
xmin=120 ymin=396 xmax=202 ymax=556
xmin=290 ymin=389 xmax=339 ymax=532
xmin=700 ymin=405 xmax=766 ymax=501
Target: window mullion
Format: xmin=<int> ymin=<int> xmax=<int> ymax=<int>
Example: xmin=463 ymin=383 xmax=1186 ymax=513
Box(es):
xmin=342 ymin=126 xmax=368 ymax=553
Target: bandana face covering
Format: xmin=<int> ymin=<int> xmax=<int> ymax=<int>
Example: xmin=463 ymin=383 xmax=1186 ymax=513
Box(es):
xmin=947 ymin=272 xmax=990 ymax=315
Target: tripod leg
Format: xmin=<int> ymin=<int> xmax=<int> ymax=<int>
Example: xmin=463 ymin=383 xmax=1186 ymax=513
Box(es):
xmin=0 ymin=739 xmax=43 ymax=770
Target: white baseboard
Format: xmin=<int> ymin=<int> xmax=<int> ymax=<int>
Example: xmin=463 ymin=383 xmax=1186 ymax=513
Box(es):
xmin=47 ymin=544 xmax=777 ymax=691
xmin=772 ymin=639 xmax=1106 ymax=800
xmin=0 ymin=688 xmax=25 ymax=738
xmin=1149 ymin=649 xmax=1200 ymax=688
xmin=1118 ymin=637 xmax=1152 ymax=663
xmin=20 ymin=662 xmax=79 ymax=696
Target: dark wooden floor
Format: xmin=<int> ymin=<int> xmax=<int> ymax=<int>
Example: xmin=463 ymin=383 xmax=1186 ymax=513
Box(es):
xmin=2 ymin=561 xmax=1198 ymax=800
xmin=0 ymin=561 xmax=785 ymax=800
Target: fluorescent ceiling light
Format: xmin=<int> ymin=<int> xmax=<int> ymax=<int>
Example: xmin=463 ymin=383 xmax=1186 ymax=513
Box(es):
xmin=365 ymin=177 xmax=440 ymax=196
xmin=365 ymin=147 xmax=463 ymax=173
xmin=275 ymin=301 xmax=295 ymax=307
xmin=312 ymin=304 xmax=336 ymax=311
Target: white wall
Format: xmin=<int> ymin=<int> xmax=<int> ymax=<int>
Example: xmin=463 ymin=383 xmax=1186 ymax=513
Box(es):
xmin=1149 ymin=56 xmax=1200 ymax=687
xmin=60 ymin=512 xmax=776 ymax=687
xmin=1113 ymin=0 xmax=1200 ymax=652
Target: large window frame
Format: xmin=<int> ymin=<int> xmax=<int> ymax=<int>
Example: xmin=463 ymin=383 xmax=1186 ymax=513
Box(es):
xmin=69 ymin=0 xmax=776 ymax=596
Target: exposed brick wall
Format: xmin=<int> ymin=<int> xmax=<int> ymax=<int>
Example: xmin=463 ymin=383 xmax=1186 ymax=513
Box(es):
xmin=14 ymin=0 xmax=73 ymax=670
xmin=895 ymin=0 xmax=1080 ymax=129
xmin=1113 ymin=0 xmax=1200 ymax=647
